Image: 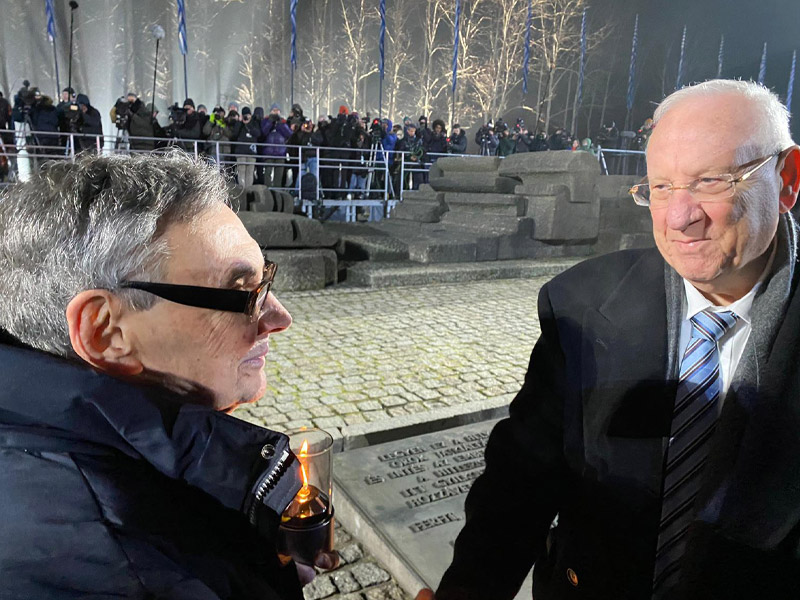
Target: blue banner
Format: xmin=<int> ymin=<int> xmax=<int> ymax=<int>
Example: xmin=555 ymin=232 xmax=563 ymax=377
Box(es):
xmin=522 ymin=0 xmax=531 ymax=95
xmin=788 ymin=50 xmax=796 ymax=112
xmin=717 ymin=35 xmax=724 ymax=78
xmin=45 ymin=0 xmax=56 ymax=42
xmin=626 ymin=14 xmax=638 ymax=112
xmin=577 ymin=8 xmax=587 ymax=106
xmin=676 ymin=25 xmax=687 ymax=89
xmin=758 ymin=42 xmax=767 ymax=84
xmin=379 ymin=0 xmax=386 ymax=81
xmin=176 ymin=0 xmax=188 ymax=56
xmin=290 ymin=0 xmax=297 ymax=67
xmin=452 ymin=0 xmax=461 ymax=95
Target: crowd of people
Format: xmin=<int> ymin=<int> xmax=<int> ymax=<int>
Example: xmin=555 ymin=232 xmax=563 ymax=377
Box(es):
xmin=1 ymin=80 xmax=651 ymax=190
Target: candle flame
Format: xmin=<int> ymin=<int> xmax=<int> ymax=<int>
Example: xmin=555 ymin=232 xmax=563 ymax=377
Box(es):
xmin=297 ymin=439 xmax=311 ymax=502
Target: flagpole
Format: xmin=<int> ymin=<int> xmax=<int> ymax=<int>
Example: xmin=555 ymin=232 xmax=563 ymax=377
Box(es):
xmin=625 ymin=14 xmax=639 ymax=132
xmin=176 ymin=0 xmax=189 ymax=99
xmin=451 ymin=0 xmax=461 ymax=125
xmin=787 ymin=50 xmax=796 ymax=113
xmin=522 ymin=0 xmax=531 ymax=99
xmin=716 ymin=35 xmax=724 ymax=78
xmin=676 ymin=25 xmax=687 ymax=90
xmin=46 ymin=0 xmax=61 ymax=96
xmin=290 ymin=0 xmax=297 ymax=107
xmin=758 ymin=42 xmax=767 ymax=85
xmin=571 ymin=7 xmax=587 ymax=136
xmin=379 ymin=0 xmax=385 ymax=119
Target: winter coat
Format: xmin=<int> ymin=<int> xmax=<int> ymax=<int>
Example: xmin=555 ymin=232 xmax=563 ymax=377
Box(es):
xmin=397 ymin=134 xmax=425 ymax=164
xmin=0 ymin=96 xmax=10 ymax=130
xmin=203 ymin=115 xmax=230 ymax=157
xmin=31 ymin=97 xmax=60 ymax=149
xmin=129 ymin=105 xmax=165 ymax=151
xmin=447 ymin=130 xmax=467 ymax=154
xmin=0 ymin=339 xmax=304 ymax=600
xmin=76 ymin=95 xmax=103 ymax=152
xmin=425 ymin=131 xmax=448 ymax=157
xmin=260 ymin=116 xmax=292 ymax=157
xmin=495 ymin=134 xmax=516 ymax=157
xmin=229 ymin=120 xmax=256 ymax=156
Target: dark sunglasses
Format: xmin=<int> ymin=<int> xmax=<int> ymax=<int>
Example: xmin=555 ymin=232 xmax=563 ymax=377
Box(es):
xmin=119 ymin=261 xmax=277 ymax=321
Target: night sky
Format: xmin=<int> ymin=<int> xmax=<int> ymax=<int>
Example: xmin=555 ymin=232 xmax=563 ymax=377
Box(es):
xmin=592 ymin=0 xmax=800 ymax=135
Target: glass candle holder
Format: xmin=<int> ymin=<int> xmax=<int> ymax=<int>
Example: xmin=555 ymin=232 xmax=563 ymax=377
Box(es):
xmin=277 ymin=427 xmax=335 ymax=566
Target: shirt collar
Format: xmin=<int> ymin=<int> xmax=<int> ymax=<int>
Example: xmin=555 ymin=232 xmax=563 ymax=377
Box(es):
xmin=681 ymin=239 xmax=777 ymax=326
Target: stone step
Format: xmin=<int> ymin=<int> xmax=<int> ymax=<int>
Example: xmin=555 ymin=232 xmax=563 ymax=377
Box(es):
xmin=344 ymin=258 xmax=582 ymax=288
xmin=392 ymin=197 xmax=447 ymax=223
xmin=444 ymin=192 xmax=524 ymax=217
xmin=429 ymin=174 xmax=520 ymax=194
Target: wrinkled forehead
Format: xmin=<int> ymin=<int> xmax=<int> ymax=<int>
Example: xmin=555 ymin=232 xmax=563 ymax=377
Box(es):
xmin=647 ymin=94 xmax=763 ymax=170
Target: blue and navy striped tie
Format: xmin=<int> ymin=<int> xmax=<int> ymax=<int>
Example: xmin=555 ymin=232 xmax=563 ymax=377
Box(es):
xmin=653 ymin=309 xmax=739 ymax=595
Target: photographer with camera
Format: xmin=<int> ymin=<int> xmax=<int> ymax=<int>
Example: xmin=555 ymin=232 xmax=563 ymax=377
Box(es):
xmin=13 ymin=84 xmax=60 ymax=159
xmin=548 ymin=127 xmax=573 ymax=151
xmin=202 ymin=106 xmax=230 ymax=164
xmin=475 ymin=121 xmax=498 ymax=156
xmin=163 ymin=99 xmax=202 ymax=151
xmin=511 ymin=119 xmax=536 ymax=153
xmin=74 ymin=94 xmax=102 ymax=153
xmin=396 ymin=122 xmax=425 ymax=191
xmin=595 ymin=120 xmax=619 ymax=149
xmin=260 ymin=103 xmax=292 ymax=188
xmin=327 ymin=106 xmax=359 ymax=197
xmin=495 ymin=121 xmax=516 ymax=157
xmin=129 ymin=102 xmax=165 ymax=152
xmin=446 ymin=124 xmax=467 ymax=155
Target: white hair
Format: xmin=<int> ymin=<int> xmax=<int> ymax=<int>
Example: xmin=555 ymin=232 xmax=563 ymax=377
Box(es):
xmin=653 ymin=79 xmax=794 ymax=158
xmin=0 ymin=151 xmax=229 ymax=356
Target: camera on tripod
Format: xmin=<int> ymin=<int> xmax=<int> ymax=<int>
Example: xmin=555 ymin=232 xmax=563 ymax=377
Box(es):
xmin=369 ymin=118 xmax=383 ymax=143
xmin=114 ymin=97 xmax=132 ymax=131
xmin=64 ymin=103 xmax=82 ymax=133
xmin=16 ymin=81 xmax=38 ymax=117
xmin=168 ymin=103 xmax=188 ymax=128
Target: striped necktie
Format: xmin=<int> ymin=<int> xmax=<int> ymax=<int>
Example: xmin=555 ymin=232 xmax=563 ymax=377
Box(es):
xmin=652 ymin=309 xmax=739 ymax=596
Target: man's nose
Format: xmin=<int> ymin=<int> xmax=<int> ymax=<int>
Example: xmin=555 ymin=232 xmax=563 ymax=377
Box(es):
xmin=664 ymin=187 xmax=704 ymax=230
xmin=258 ymin=293 xmax=292 ymax=335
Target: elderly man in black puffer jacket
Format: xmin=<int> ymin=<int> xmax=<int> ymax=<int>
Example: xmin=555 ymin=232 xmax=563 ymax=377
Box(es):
xmin=0 ymin=151 xmax=337 ymax=600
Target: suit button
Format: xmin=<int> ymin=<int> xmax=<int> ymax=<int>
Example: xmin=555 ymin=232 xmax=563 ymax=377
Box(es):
xmin=567 ymin=568 xmax=578 ymax=587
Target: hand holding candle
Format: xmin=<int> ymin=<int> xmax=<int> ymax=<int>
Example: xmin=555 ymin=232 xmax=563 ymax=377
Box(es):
xmin=278 ymin=428 xmax=335 ymax=566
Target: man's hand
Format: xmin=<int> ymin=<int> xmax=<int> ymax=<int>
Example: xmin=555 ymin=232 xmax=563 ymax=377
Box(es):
xmin=415 ymin=588 xmax=435 ymax=600
xmin=295 ymin=550 xmax=341 ymax=586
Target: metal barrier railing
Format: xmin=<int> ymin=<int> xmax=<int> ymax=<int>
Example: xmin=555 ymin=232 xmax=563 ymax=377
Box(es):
xmin=0 ymin=127 xmax=480 ymax=220
xmin=596 ymin=146 xmax=646 ymax=176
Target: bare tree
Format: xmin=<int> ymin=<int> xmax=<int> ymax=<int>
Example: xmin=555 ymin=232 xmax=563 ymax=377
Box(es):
xmin=339 ymin=0 xmax=379 ymax=110
xmin=415 ymin=0 xmax=449 ymax=117
xmin=382 ymin=0 xmax=416 ymax=120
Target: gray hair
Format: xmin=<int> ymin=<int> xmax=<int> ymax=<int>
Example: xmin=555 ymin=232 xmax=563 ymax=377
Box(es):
xmin=653 ymin=79 xmax=795 ymax=158
xmin=0 ymin=151 xmax=230 ymax=356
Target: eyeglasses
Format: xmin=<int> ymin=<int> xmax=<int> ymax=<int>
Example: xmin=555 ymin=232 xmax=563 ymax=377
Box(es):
xmin=629 ymin=151 xmax=782 ymax=207
xmin=119 ymin=261 xmax=277 ymax=322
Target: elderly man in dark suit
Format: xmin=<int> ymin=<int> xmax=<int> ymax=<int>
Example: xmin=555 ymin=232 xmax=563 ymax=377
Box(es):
xmin=419 ymin=79 xmax=800 ymax=600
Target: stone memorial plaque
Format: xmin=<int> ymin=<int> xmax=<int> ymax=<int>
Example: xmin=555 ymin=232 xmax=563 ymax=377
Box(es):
xmin=334 ymin=420 xmax=533 ymax=599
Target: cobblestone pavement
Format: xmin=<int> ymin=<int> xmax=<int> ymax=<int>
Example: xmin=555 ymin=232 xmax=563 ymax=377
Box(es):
xmin=236 ymin=277 xmax=549 ymax=434
xmin=238 ymin=277 xmax=550 ymax=599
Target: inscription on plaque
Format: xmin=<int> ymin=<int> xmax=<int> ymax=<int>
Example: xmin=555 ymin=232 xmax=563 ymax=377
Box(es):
xmin=335 ymin=420 xmax=533 ymax=599
xmin=335 ymin=421 xmax=521 ymax=593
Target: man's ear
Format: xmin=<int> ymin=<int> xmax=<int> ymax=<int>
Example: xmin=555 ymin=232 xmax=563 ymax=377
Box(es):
xmin=66 ymin=290 xmax=143 ymax=376
xmin=778 ymin=145 xmax=800 ymax=214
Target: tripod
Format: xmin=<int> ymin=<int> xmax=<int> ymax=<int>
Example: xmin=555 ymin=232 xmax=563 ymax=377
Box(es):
xmin=114 ymin=129 xmax=130 ymax=153
xmin=363 ymin=139 xmax=395 ymax=198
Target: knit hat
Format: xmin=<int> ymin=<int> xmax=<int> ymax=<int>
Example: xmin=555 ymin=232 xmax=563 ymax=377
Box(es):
xmin=403 ymin=116 xmax=412 ymax=124
xmin=183 ymin=98 xmax=195 ymax=108
xmin=338 ymin=105 xmax=349 ymax=115
xmin=270 ymin=103 xmax=281 ymax=112
xmin=197 ymin=104 xmax=207 ymax=112
xmin=241 ymin=106 xmax=252 ymax=116
xmin=452 ymin=123 xmax=461 ymax=129
xmin=228 ymin=101 xmax=240 ymax=111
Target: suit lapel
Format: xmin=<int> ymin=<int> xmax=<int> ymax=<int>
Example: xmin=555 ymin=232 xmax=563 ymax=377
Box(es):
xmin=579 ymin=250 xmax=676 ymax=494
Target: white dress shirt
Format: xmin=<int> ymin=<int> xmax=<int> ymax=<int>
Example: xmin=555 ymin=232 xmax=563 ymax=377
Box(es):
xmin=678 ymin=247 xmax=775 ymax=398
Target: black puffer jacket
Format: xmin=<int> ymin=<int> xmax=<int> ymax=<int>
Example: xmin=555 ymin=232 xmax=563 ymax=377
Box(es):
xmin=0 ymin=340 xmax=304 ymax=600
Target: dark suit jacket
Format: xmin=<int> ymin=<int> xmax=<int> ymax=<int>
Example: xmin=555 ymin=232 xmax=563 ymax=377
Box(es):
xmin=437 ymin=248 xmax=800 ymax=599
